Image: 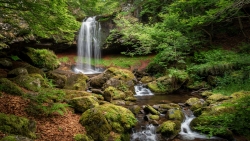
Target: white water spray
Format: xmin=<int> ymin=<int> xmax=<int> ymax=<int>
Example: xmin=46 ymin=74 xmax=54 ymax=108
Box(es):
xmin=76 ymin=17 xmax=101 ymax=74
xmin=131 ymin=124 xmax=158 ymax=141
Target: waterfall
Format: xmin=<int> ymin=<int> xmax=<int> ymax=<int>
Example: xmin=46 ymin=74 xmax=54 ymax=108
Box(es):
xmin=76 ymin=17 xmax=101 ymax=74
xmin=134 ymin=84 xmax=154 ymax=96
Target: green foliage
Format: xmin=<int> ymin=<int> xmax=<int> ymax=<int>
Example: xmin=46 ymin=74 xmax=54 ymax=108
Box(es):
xmin=194 ymin=94 xmax=250 ymax=137
xmin=10 ymin=55 xmax=21 ymax=61
xmin=26 ymin=88 xmax=68 ymax=116
xmin=59 ymin=57 xmax=69 ymax=63
xmin=0 ymin=78 xmax=24 ymax=96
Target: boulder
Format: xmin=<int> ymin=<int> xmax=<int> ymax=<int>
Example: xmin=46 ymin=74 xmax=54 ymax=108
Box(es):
xmin=156 ymin=120 xmax=181 ymax=138
xmin=12 ymin=73 xmax=50 ymax=91
xmin=64 ymin=73 xmax=88 ymax=91
xmin=140 ymin=76 xmax=154 ymax=83
xmin=11 ymin=62 xmax=44 ymax=76
xmin=185 ymin=97 xmax=206 ymax=111
xmin=0 ymin=78 xmax=24 ymax=95
xmin=89 ymin=67 xmax=137 ymax=92
xmin=0 ymin=58 xmax=12 ymax=68
xmin=79 ymin=103 xmax=137 ymax=141
xmin=129 ymin=105 xmax=141 ymax=115
xmin=206 ymin=94 xmax=230 ymax=104
xmin=103 ymin=86 xmax=126 ymax=102
xmin=8 ymin=67 xmax=28 ymax=77
xmin=25 ymin=47 xmax=60 ymax=70
xmin=68 ymin=96 xmax=99 ymax=113
xmin=167 ymin=109 xmax=184 ymax=121
xmin=46 ymin=70 xmax=68 ymax=88
xmin=0 ymin=113 xmax=36 ymax=139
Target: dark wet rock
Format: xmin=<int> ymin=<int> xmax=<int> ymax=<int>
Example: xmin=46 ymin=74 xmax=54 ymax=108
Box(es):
xmin=91 ymin=88 xmax=104 ymax=95
xmin=0 ymin=58 xmax=12 ymax=68
xmin=11 ymin=62 xmax=44 ymax=76
xmin=129 ymin=105 xmax=141 ymax=115
xmin=46 ymin=70 xmax=68 ymax=88
xmin=8 ymin=67 xmax=28 ymax=78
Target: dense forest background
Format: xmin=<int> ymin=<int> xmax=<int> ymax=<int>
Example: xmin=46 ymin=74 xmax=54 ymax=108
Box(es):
xmin=1 ymin=0 xmax=250 ymax=139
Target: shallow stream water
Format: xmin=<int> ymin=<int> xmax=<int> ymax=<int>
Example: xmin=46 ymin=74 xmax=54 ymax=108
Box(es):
xmin=131 ymin=85 xmax=227 ymax=141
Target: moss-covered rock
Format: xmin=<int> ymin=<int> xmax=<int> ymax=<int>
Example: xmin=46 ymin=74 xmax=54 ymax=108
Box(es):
xmin=12 ymin=62 xmax=44 ymax=76
xmin=201 ymin=91 xmax=213 ymax=97
xmin=0 ymin=78 xmax=24 ymax=95
xmin=185 ymin=97 xmax=206 ymax=111
xmin=0 ymin=135 xmax=33 ymax=141
xmin=140 ymin=76 xmax=154 ymax=83
xmin=8 ymin=68 xmax=28 ymax=78
xmin=129 ymin=105 xmax=141 ymax=115
xmin=186 ymin=81 xmax=209 ymax=90
xmin=12 ymin=74 xmax=50 ymax=91
xmin=231 ymin=91 xmax=250 ymax=100
xmin=156 ymin=120 xmax=181 ymax=138
xmin=144 ymin=105 xmax=160 ymax=115
xmin=25 ymin=47 xmax=60 ymax=70
xmin=46 ymin=70 xmax=68 ymax=88
xmin=73 ymin=133 xmax=93 ymax=141
xmin=90 ymin=67 xmax=136 ymax=93
xmin=206 ymin=94 xmax=230 ymax=104
xmin=68 ymin=96 xmax=99 ymax=113
xmin=167 ymin=109 xmax=184 ymax=121
xmin=64 ymin=73 xmax=88 ymax=91
xmin=79 ymin=103 xmax=137 ymax=141
xmin=0 ymin=113 xmax=36 ymax=139
xmin=103 ymin=86 xmax=126 ymax=102
xmin=149 ymin=115 xmax=160 ymax=120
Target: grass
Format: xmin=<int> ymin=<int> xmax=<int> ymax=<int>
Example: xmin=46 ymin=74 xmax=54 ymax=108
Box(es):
xmin=74 ymin=55 xmax=153 ymax=69
xmin=59 ymin=56 xmax=69 ymax=63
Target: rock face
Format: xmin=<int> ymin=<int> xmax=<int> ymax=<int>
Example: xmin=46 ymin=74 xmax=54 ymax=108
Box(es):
xmin=79 ymin=103 xmax=137 ymax=141
xmin=0 ymin=113 xmax=36 ymax=139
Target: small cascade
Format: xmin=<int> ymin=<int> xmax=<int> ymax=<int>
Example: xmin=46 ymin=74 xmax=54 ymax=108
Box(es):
xmin=134 ymin=84 xmax=154 ymax=96
xmin=76 ymin=16 xmax=102 ymax=74
xmin=131 ymin=124 xmax=158 ymax=141
xmin=179 ymin=109 xmax=215 ymax=140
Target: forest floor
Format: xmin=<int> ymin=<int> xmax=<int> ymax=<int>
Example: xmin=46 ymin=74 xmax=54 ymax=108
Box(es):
xmin=0 ymin=92 xmax=85 ymax=141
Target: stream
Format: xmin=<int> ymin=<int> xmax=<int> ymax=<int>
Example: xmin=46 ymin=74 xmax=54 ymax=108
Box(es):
xmin=131 ymin=85 xmax=227 ymax=141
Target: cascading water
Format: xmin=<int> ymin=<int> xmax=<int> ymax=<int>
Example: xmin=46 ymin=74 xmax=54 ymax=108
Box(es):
xmin=134 ymin=84 xmax=154 ymax=96
xmin=75 ymin=17 xmax=102 ymax=74
xmin=131 ymin=124 xmax=158 ymax=141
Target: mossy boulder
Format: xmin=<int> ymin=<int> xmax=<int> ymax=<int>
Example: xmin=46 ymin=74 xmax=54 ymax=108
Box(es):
xmin=140 ymin=76 xmax=154 ymax=83
xmin=129 ymin=105 xmax=141 ymax=115
xmin=206 ymin=94 xmax=230 ymax=104
xmin=185 ymin=97 xmax=206 ymax=111
xmin=201 ymin=91 xmax=213 ymax=97
xmin=186 ymin=81 xmax=208 ymax=90
xmin=73 ymin=134 xmax=93 ymax=141
xmin=103 ymin=86 xmax=126 ymax=102
xmin=0 ymin=113 xmax=36 ymax=139
xmin=231 ymin=91 xmax=250 ymax=100
xmin=7 ymin=68 xmax=28 ymax=78
xmin=79 ymin=103 xmax=137 ymax=141
xmin=167 ymin=109 xmax=184 ymax=121
xmin=149 ymin=115 xmax=160 ymax=120
xmin=0 ymin=135 xmax=33 ymax=141
xmin=90 ymin=67 xmax=136 ymax=92
xmin=25 ymin=47 xmax=60 ymax=70
xmin=64 ymin=73 xmax=88 ymax=91
xmin=68 ymin=96 xmax=99 ymax=113
xmin=12 ymin=73 xmax=50 ymax=91
xmin=46 ymin=70 xmax=68 ymax=88
xmin=156 ymin=120 xmax=181 ymax=138
xmin=0 ymin=78 xmax=24 ymax=95
xmin=11 ymin=62 xmax=44 ymax=76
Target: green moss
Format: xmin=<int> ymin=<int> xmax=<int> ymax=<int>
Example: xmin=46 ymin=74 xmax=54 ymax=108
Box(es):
xmin=64 ymin=74 xmax=88 ymax=91
xmin=0 ymin=78 xmax=24 ymax=95
xmin=140 ymin=76 xmax=154 ymax=83
xmin=26 ymin=47 xmax=60 ymax=70
xmin=106 ymin=67 xmax=135 ymax=81
xmin=0 ymin=113 xmax=36 ymax=139
xmin=79 ymin=104 xmax=137 ymax=141
xmin=12 ymin=74 xmax=50 ymax=91
xmin=103 ymin=86 xmax=126 ymax=102
xmin=206 ymin=94 xmax=230 ymax=104
xmin=144 ymin=105 xmax=160 ymax=115
xmin=167 ymin=109 xmax=184 ymax=121
xmin=157 ymin=121 xmax=180 ymax=137
xmin=147 ymin=81 xmax=166 ymax=93
xmin=73 ymin=134 xmax=93 ymax=141
xmin=68 ymin=96 xmax=99 ymax=113
xmin=149 ymin=115 xmax=160 ymax=120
